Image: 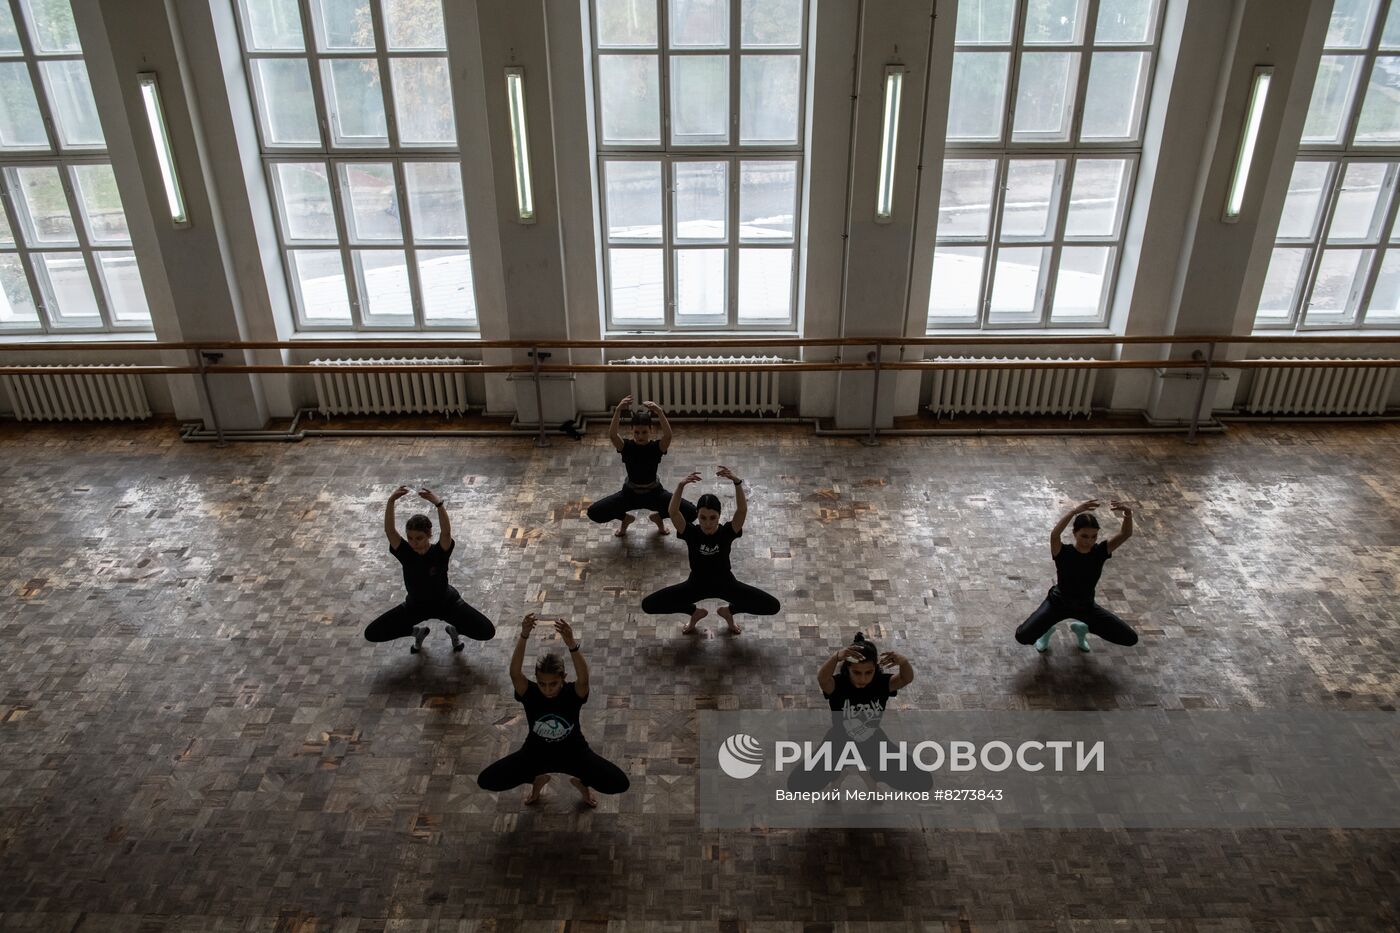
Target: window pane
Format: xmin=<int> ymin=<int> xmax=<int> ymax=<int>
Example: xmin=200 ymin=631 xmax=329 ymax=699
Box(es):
xmin=1382 ymin=1 xmax=1400 ymax=49
xmin=740 ymin=55 xmax=801 ymax=144
xmin=355 ymin=249 xmax=412 ymax=319
xmin=670 ymin=0 xmax=728 ymax=47
xmin=10 ymin=166 xmax=77 ymax=246
xmin=0 ymin=3 xmax=21 ymax=53
xmin=1327 ymin=162 xmax=1392 ymax=241
xmin=18 ymin=0 xmax=80 ymax=53
xmin=1012 ymin=52 xmax=1079 ymax=142
xmin=609 ymin=248 xmax=663 ymax=320
xmin=418 ymin=249 xmax=475 ymax=322
xmin=739 ymin=160 xmax=796 ymax=240
xmin=596 ymin=0 xmax=658 ymax=47
xmin=240 ymin=0 xmax=305 ymax=50
xmin=70 ymin=164 xmax=130 ymax=244
xmin=252 ymin=59 xmax=320 ymax=146
xmin=96 ymin=251 xmax=149 ymax=324
xmin=384 ymin=0 xmax=445 ymax=49
xmin=1256 ymin=247 xmax=1309 ymax=322
xmin=339 ymin=162 xmax=401 ymax=242
xmin=676 ymin=248 xmax=725 ymax=316
xmin=1094 ymin=0 xmax=1157 ymax=44
xmin=955 ymin=0 xmax=1015 ymax=43
xmin=674 ymin=160 xmax=726 ymax=241
xmin=742 ymin=0 xmax=802 ymax=47
xmin=404 ymin=162 xmax=466 ymax=241
xmin=1064 ymin=159 xmax=1128 ymax=238
xmin=1079 ymin=52 xmax=1149 ymax=141
xmin=1355 ymin=57 xmax=1400 ymax=145
xmin=272 ymin=162 xmax=336 ymax=242
xmin=929 ymin=246 xmax=985 ymax=321
xmin=1301 ymin=56 xmax=1362 ymax=145
xmin=1051 ymin=246 xmax=1112 ymax=320
xmin=1276 ymin=161 xmax=1332 ymax=240
xmin=1023 ymin=0 xmax=1085 ymax=44
xmin=1325 ymin=0 xmax=1380 ymax=49
xmin=598 ymin=55 xmax=660 ymax=144
xmin=0 ymin=62 xmax=47 ymax=150
xmin=390 ymin=58 xmax=455 ymax=145
xmin=988 ymin=247 xmax=1048 ymax=318
xmin=0 ymin=254 xmax=38 ymax=325
xmin=1366 ymin=249 xmax=1400 ymax=321
xmin=40 ymin=61 xmax=103 ymax=148
xmin=37 ymin=252 xmax=98 ymax=324
xmin=289 ymin=250 xmax=351 ymax=322
xmin=937 ymin=159 xmax=997 ymax=238
xmin=946 ymin=52 xmax=1008 ymax=141
xmin=322 ymin=59 xmax=388 ymax=148
xmin=1000 ymin=159 xmax=1061 ymax=238
xmin=739 ymin=248 xmax=792 ymax=321
xmin=1305 ymin=249 xmax=1372 ymax=322
xmin=310 ymin=0 xmax=373 ymax=50
xmin=604 ymin=160 xmax=662 ymax=241
xmin=670 ymin=55 xmax=728 ymax=144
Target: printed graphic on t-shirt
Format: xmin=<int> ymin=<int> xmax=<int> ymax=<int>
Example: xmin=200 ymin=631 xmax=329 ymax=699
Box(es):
xmin=840 ymin=698 xmax=886 ymax=742
xmin=532 ymin=713 xmax=575 ymax=742
xmin=698 ymin=543 xmax=721 ymax=556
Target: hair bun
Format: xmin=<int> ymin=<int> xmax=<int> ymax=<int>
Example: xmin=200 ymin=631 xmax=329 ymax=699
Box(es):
xmin=853 ymin=632 xmax=865 ymax=643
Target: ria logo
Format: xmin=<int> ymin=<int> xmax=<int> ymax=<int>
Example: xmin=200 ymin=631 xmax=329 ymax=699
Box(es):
xmin=718 ymin=733 xmax=764 ymax=779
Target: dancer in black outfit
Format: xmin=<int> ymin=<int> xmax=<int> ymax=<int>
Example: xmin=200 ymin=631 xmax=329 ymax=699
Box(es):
xmin=586 ymin=395 xmax=697 ymax=536
xmin=364 ymin=485 xmax=495 ymax=653
xmin=641 ymin=466 xmax=780 ymax=635
xmin=788 ymin=632 xmax=929 ymax=792
xmin=477 ymin=613 xmax=630 ymax=806
xmin=1014 ymin=498 xmax=1138 ymax=652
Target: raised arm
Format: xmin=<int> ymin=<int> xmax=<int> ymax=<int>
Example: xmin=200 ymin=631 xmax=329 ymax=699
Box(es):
xmin=384 ymin=485 xmax=409 ymax=547
xmin=644 ymin=400 xmax=674 ymax=453
xmin=1051 ymin=498 xmax=1098 ymax=557
xmin=818 ymin=647 xmax=864 ymax=694
xmin=608 ymin=395 xmax=632 ymax=452
xmin=881 ymin=650 xmax=915 ymax=691
xmin=555 ymin=618 xmax=588 ymax=699
xmin=718 ymin=465 xmax=746 ymax=533
xmin=510 ymin=613 xmax=537 ymax=695
xmin=670 ymin=472 xmax=701 ymax=535
xmin=1107 ymin=500 xmax=1134 ymax=553
xmin=418 ymin=487 xmax=450 ymax=550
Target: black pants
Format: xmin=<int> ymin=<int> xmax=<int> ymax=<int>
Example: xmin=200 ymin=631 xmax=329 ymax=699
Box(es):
xmin=786 ymin=729 xmax=935 ymax=793
xmin=477 ymin=743 xmax=630 ymax=794
xmin=1014 ymin=589 xmax=1138 ymax=647
xmin=587 ymin=485 xmax=698 ymax=524
xmin=641 ymin=574 xmax=781 ymax=617
xmin=364 ymin=586 xmax=496 ymax=642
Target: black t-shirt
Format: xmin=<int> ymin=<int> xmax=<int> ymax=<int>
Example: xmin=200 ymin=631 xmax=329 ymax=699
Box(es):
xmin=680 ymin=521 xmax=740 ymax=577
xmin=1052 ymin=540 xmax=1111 ymax=604
xmin=824 ymin=668 xmax=897 ymax=742
xmin=392 ymin=537 xmax=453 ymax=604
xmin=620 ymin=439 xmax=665 ymax=487
xmin=516 ymin=680 xmax=588 ymax=750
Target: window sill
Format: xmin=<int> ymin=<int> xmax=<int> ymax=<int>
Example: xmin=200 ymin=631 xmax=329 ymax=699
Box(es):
xmin=288 ymin=331 xmax=482 ymax=340
xmin=603 ymin=330 xmax=800 ymax=339
xmin=923 ymin=328 xmax=1118 ymax=337
xmin=0 ymin=330 xmax=159 ymax=344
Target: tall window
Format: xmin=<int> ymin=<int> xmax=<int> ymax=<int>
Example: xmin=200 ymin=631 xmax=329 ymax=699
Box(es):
xmin=929 ymin=0 xmax=1163 ymax=330
xmin=1256 ymin=0 xmax=1400 ymax=330
xmin=0 ymin=0 xmax=151 ymax=334
xmin=234 ymin=0 xmax=477 ymax=331
xmin=591 ymin=0 xmax=807 ymax=332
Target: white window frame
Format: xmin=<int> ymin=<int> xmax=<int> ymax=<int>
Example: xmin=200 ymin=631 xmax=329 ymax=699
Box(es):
xmin=930 ymin=0 xmax=1165 ymax=331
xmin=0 ymin=0 xmax=148 ymax=334
xmin=1256 ymin=0 xmax=1400 ymax=331
xmin=232 ymin=0 xmax=478 ymax=332
xmin=591 ymin=0 xmax=809 ymax=333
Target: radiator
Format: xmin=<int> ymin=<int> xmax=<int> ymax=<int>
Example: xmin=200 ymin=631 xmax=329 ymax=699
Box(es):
xmin=927 ymin=357 xmax=1097 ymax=418
xmin=0 ymin=365 xmax=151 ymax=421
xmin=1244 ymin=358 xmax=1397 ymax=415
xmin=310 ymin=357 xmax=473 ymax=416
xmin=616 ymin=355 xmax=784 ymax=415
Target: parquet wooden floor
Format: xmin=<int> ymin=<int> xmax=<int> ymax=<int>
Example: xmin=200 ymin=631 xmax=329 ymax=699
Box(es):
xmin=0 ymin=420 xmax=1396 ymax=931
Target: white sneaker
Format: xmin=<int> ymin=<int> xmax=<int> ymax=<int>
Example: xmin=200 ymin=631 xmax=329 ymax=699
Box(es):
xmin=410 ymin=624 xmax=430 ymax=653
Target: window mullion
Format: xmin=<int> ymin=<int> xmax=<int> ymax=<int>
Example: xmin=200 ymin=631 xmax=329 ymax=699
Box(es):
xmin=980 ymin=156 xmax=1011 ymax=328
xmin=369 ymin=0 xmax=400 ymax=150
xmin=392 ymin=158 xmax=425 ymax=328
xmin=1041 ymin=156 xmax=1075 ymax=327
xmin=664 ymin=157 xmax=675 ymax=329
xmin=729 ymin=156 xmax=738 ymax=327
xmin=1296 ymin=158 xmax=1350 ymax=330
xmin=1356 ymin=163 xmax=1400 ymax=325
xmin=0 ymin=169 xmax=49 ymax=333
xmin=1068 ymin=0 xmax=1099 ymax=145
xmin=295 ymin=0 xmax=332 ymax=151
